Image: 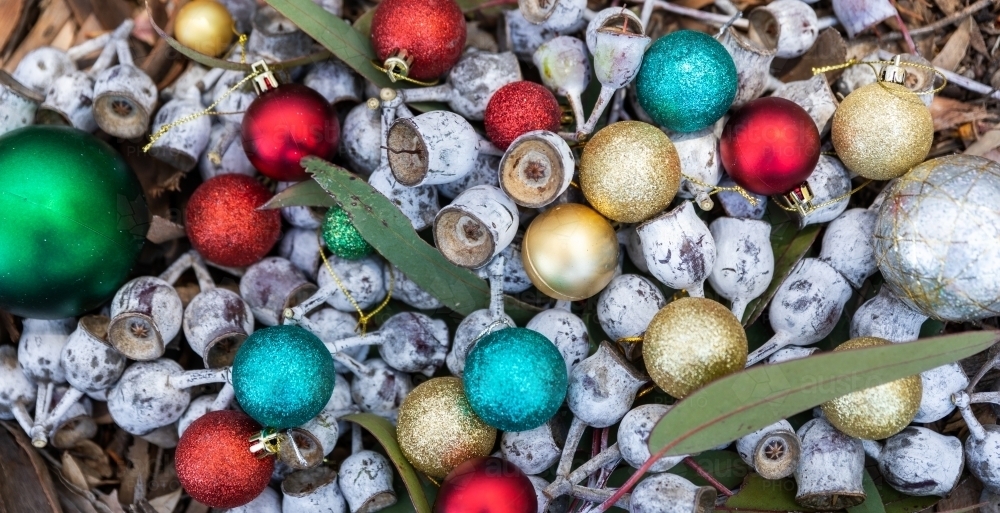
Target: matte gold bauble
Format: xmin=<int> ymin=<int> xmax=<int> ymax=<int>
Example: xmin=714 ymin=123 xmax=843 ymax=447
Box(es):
xmin=175 ymin=0 xmax=235 ymax=58
xmin=579 ymin=121 xmax=681 ymax=223
xmin=831 ymin=82 xmax=933 ymax=180
xmin=522 ymin=203 xmax=619 ymax=301
xmin=822 ymin=337 xmax=922 ymax=440
xmin=642 ymin=297 xmax=747 ymax=398
xmin=396 ymin=377 xmax=496 ymax=478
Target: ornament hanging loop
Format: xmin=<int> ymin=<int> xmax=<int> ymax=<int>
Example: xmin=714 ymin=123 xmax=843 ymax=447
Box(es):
xmin=682 ymin=173 xmax=758 ymax=207
xmin=249 ymin=427 xmax=281 ymax=457
xmin=811 ymin=56 xmax=947 ymax=96
xmin=251 ymin=61 xmax=279 ymax=94
xmin=317 ymin=240 xmax=394 ymax=336
xmin=370 ymin=57 xmax=440 ymax=87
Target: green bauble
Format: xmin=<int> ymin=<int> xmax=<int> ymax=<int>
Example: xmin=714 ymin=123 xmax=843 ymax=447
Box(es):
xmin=0 ymin=126 xmax=148 ymax=319
xmin=322 ymin=205 xmax=372 ymax=260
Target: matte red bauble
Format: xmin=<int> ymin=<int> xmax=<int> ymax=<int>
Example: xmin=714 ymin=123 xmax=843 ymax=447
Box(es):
xmin=370 ymin=0 xmax=466 ymax=82
xmin=484 ymin=81 xmax=562 ymax=150
xmin=175 ymin=410 xmax=274 ymax=509
xmin=434 ymin=457 xmax=538 ymax=513
xmin=241 ymin=83 xmax=339 ymax=182
xmin=720 ymin=97 xmax=820 ymax=196
xmin=186 ymin=174 xmax=281 ymax=267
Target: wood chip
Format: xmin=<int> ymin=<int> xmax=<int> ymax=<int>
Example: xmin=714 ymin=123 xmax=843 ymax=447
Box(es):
xmin=934 ymin=477 xmax=983 ymax=512
xmin=931 ymin=18 xmax=971 ymax=72
xmin=776 ymin=28 xmax=849 ymax=83
xmin=50 ymin=18 xmax=76 ymax=50
xmin=62 ymin=452 xmax=91 ymax=491
xmin=2 ymin=0 xmax=72 ymax=72
xmin=0 ymin=0 xmax=29 ymax=54
xmin=965 ymin=129 xmax=1000 ymax=157
xmin=933 ymin=0 xmax=962 ymax=15
xmin=146 ymin=215 xmax=187 ymax=244
xmin=0 ymin=421 xmax=62 ymax=513
xmin=929 ymin=96 xmax=996 ymax=132
xmin=147 ymin=489 xmax=181 ymax=513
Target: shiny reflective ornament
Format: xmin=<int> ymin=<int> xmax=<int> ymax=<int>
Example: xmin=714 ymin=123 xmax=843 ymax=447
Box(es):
xmin=464 ymin=327 xmax=568 ymax=432
xmin=370 ymin=0 xmax=466 ymax=82
xmin=0 ymin=126 xmax=147 ymax=319
xmin=580 ymin=121 xmax=681 ymax=223
xmin=397 ymin=377 xmax=496 ymax=478
xmin=831 ymin=81 xmax=933 ymax=180
xmin=232 ymin=325 xmax=336 ymax=429
xmin=321 ymin=205 xmax=372 ymax=260
xmin=522 ymin=203 xmax=619 ymax=301
xmin=174 ymin=0 xmax=234 ymax=57
xmin=434 ymin=457 xmax=537 ymax=513
xmin=175 ymin=410 xmax=273 ymax=508
xmin=484 ymin=81 xmax=562 ymax=150
xmin=720 ymin=97 xmax=821 ymax=196
xmin=185 ymin=174 xmax=281 ymax=267
xmin=873 ymin=155 xmax=1000 ymax=321
xmin=643 ymin=297 xmax=747 ymax=398
xmin=635 ymin=30 xmax=738 ymax=132
xmin=821 ymin=337 xmax=922 ymax=440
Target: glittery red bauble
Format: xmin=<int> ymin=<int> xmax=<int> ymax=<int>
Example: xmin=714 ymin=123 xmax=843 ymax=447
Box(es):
xmin=434 ymin=457 xmax=538 ymax=513
xmin=370 ymin=0 xmax=466 ymax=82
xmin=484 ymin=81 xmax=562 ymax=150
xmin=241 ymin=83 xmax=339 ymax=182
xmin=186 ymin=174 xmax=281 ymax=267
xmin=175 ymin=410 xmax=273 ymax=509
xmin=720 ymin=97 xmax=821 ymax=196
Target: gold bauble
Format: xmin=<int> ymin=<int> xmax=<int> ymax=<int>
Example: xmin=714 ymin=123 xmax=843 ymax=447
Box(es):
xmin=642 ymin=297 xmax=747 ymax=398
xmin=821 ymin=337 xmax=922 ymax=440
xmin=831 ymin=82 xmax=933 ymax=180
xmin=175 ymin=0 xmax=235 ymax=58
xmin=579 ymin=121 xmax=681 ymax=223
xmin=396 ymin=377 xmax=496 ymax=478
xmin=522 ymin=203 xmax=619 ymax=301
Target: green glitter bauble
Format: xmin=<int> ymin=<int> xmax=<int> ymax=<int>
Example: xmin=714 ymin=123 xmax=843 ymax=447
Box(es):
xmin=322 ymin=206 xmax=372 ymax=260
xmin=0 ymin=125 xmax=148 ymax=319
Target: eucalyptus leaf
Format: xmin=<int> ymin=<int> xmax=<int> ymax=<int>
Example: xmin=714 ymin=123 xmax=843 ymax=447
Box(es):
xmin=343 ymin=413 xmax=431 ymax=513
xmin=847 ymin=471 xmax=885 ymax=513
xmin=260 ymin=179 xmax=337 ymax=209
xmin=724 ymin=474 xmax=804 ymax=511
xmin=666 ymin=450 xmax=750 ymax=490
xmin=877 ymin=479 xmax=940 ymax=513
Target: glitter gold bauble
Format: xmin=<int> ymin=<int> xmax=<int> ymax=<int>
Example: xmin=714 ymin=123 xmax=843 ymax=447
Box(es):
xmin=174 ymin=0 xmax=234 ymax=58
xmin=397 ymin=377 xmax=496 ymax=478
xmin=522 ymin=203 xmax=619 ymax=301
xmin=579 ymin=121 xmax=681 ymax=223
xmin=831 ymin=82 xmax=933 ymax=180
xmin=642 ymin=297 xmax=747 ymax=398
xmin=822 ymin=337 xmax=922 ymax=440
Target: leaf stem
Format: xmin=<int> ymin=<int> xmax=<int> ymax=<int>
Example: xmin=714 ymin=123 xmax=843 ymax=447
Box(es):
xmin=683 ymin=457 xmax=734 ymax=496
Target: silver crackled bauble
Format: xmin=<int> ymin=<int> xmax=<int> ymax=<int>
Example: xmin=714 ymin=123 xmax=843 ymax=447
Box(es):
xmin=873 ymin=155 xmax=1000 ymax=322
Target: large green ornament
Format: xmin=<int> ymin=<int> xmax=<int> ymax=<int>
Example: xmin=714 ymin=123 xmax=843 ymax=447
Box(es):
xmin=0 ymin=126 xmax=148 ymax=319
xmin=635 ymin=30 xmax=738 ymax=133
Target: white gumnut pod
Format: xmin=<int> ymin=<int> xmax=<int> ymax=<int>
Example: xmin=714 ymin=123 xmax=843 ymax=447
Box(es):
xmin=240 ymin=257 xmax=318 ymax=327
xmin=304 ymin=308 xmax=367 ymax=368
xmin=277 ymin=181 xmax=324 ymax=229
xmin=108 ymin=276 xmax=183 ymax=361
xmin=772 ymin=74 xmax=839 ymax=135
xmin=768 ymin=346 xmax=818 ymax=363
xmin=671 ymin=128 xmax=722 ymax=211
xmin=582 ymin=12 xmax=648 ymax=134
xmin=282 ymin=466 xmax=348 ymax=513
xmin=567 ymin=342 xmax=647 ymax=428
xmin=955 ymin=392 xmax=1000 ymax=494
xmin=912 ymin=363 xmax=967 ymax=424
xmin=332 ymin=313 xmax=449 ymax=376
xmin=384 ymin=265 xmax=442 ymax=310
xmin=437 ymin=155 xmax=500 ymax=200
xmin=533 ymin=36 xmax=589 ymax=131
xmin=519 ymin=0 xmax=586 ymax=32
xmin=735 ymin=419 xmax=801 ymax=480
xmin=0 ymin=75 xmax=43 ymax=136
xmin=526 ymin=307 xmax=590 ymax=373
xmin=107 ymin=359 xmax=191 ymax=436
xmin=637 ymin=201 xmax=717 ymax=298
xmin=708 ymin=217 xmax=774 ymax=320
xmin=93 ymin=40 xmax=158 ymax=139
xmin=178 ymin=393 xmax=218 ymax=438
xmin=719 ymin=26 xmax=776 ymax=108
xmin=620 ymin=226 xmax=650 ymax=274
xmin=529 ymin=476 xmax=571 ymax=513
xmin=619 ymin=404 xmax=686 ymax=472
xmin=434 ymin=185 xmax=519 ymax=269
xmin=629 ymin=473 xmax=716 ymax=513
xmin=495 ymin=240 xmax=534 ymax=294
xmin=446 ymin=309 xmax=515 ymax=377
xmin=182 ymin=287 xmax=254 ymax=368
xmin=314 ymin=254 xmax=387 ymax=312
xmin=348 ymin=358 xmax=413 ymax=416
xmin=208 ymin=69 xmax=258 ymax=126
xmin=387 ymin=110 xmax=484 ymax=186
xmin=339 ymin=450 xmax=397 ymax=512
xmin=305 ymin=59 xmax=362 ymax=106
xmin=198 ymin=122 xmax=256 ymax=180
xmin=831 ymin=0 xmax=897 ymax=38
xmin=232 ymin=487 xmax=282 ymax=513
xmin=37 ymin=70 xmax=98 ymax=131
xmin=140 ymin=423 xmax=179 ymax=449
xmin=864 ymin=426 xmax=963 ymax=497
xmin=342 ymin=102 xmax=382 ymax=176
xmin=718 ymin=177 xmax=768 ymax=220
xmin=11 ymin=47 xmax=75 ymax=96
xmin=300 ymin=374 xmax=352 ymax=455
xmin=61 ymin=316 xmax=125 ymax=396
xmin=400 ymin=50 xmax=522 ymax=121
xmin=794 ymin=417 xmax=866 ymax=509
xmin=850 ymin=286 xmax=927 ymax=343
xmin=500 ymin=9 xmax=559 ymax=62
xmin=18 ymin=318 xmax=75 ymax=385
xmin=0 ymin=345 xmax=38 ymax=435
xmin=247 ymin=6 xmax=313 ymax=63
xmin=598 ymin=274 xmax=666 ymax=341
xmin=368 ymin=164 xmax=440 ymax=232
xmin=795 ymin=156 xmax=851 ymax=228
xmin=147 ymin=99 xmax=211 ymax=172
xmin=499 ymin=130 xmax=575 ymax=209
xmin=818 ymin=208 xmax=877 ymax=289
xmin=501 ymin=421 xmax=563 ymax=475
xmin=749 ymin=0 xmax=819 ymax=59
xmin=280 ymin=227 xmax=323 ymax=277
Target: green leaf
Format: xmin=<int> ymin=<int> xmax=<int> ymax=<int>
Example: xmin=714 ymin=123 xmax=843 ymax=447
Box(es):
xmin=742 ymin=205 xmax=821 ymax=325
xmin=648 ymin=330 xmax=998 ymax=457
xmin=876 ymin=479 xmax=940 ymax=513
xmin=343 ymin=413 xmax=431 ymax=513
xmin=261 ymin=178 xmax=337 ymax=209
xmin=847 ymin=471 xmax=885 ymax=513
xmin=304 ymin=157 xmax=541 ymax=324
xmin=724 ymin=474 xmax=804 ymax=512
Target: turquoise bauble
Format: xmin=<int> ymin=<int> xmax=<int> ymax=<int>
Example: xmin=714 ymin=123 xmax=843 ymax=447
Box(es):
xmin=232 ymin=325 xmax=336 ymax=429
xmin=463 ymin=327 xmax=568 ymax=432
xmin=635 ymin=30 xmax=738 ymax=132
xmin=0 ymin=125 xmax=148 ymax=319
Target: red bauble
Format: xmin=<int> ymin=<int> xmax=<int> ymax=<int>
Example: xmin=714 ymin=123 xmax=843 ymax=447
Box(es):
xmin=370 ymin=0 xmax=466 ymax=82
xmin=241 ymin=83 xmax=339 ymax=182
xmin=484 ymin=81 xmax=562 ymax=150
xmin=186 ymin=174 xmax=281 ymax=267
xmin=175 ymin=410 xmax=274 ymax=509
xmin=720 ymin=97 xmax=821 ymax=196
xmin=434 ymin=457 xmax=537 ymax=513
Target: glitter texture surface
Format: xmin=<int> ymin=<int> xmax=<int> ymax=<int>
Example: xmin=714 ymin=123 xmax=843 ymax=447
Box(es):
xmin=175 ymin=410 xmax=273 ymax=508
xmin=185 ymin=174 xmax=280 ymax=267
xmin=463 ymin=328 xmax=568 ymax=432
xmin=397 ymin=377 xmax=496 ymax=478
xmin=873 ymin=155 xmax=1000 ymax=322
xmin=635 ymin=30 xmax=738 ymax=133
xmin=484 ymin=81 xmax=562 ymax=150
xmin=322 ymin=205 xmax=373 ymax=260
xmin=831 ymin=82 xmax=933 ymax=180
xmin=370 ymin=0 xmax=466 ymax=81
xmin=643 ymin=297 xmax=747 ymax=398
xmin=822 ymin=337 xmax=922 ymax=440
xmin=580 ymin=121 xmax=681 ymax=223
xmin=232 ymin=325 xmax=336 ymax=429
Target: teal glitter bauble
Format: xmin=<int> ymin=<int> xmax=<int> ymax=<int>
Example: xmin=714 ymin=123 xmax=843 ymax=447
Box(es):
xmin=635 ymin=30 xmax=738 ymax=132
xmin=232 ymin=325 xmax=335 ymax=429
xmin=322 ymin=205 xmax=372 ymax=260
xmin=463 ymin=327 xmax=568 ymax=432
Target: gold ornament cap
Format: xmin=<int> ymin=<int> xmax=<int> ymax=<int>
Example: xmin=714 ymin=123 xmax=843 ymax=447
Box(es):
xmin=174 ymin=0 xmax=235 ymax=58
xmin=642 ymin=297 xmax=748 ymax=398
xmin=396 ymin=377 xmax=496 ymax=478
xmin=580 ymin=121 xmax=681 ymax=223
xmin=821 ymin=337 xmax=922 ymax=440
xmin=522 ymin=203 xmax=619 ymax=301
